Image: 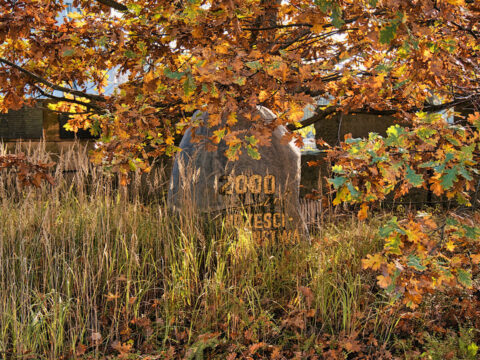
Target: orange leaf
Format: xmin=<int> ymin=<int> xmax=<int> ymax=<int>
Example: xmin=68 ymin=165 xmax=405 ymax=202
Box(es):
xmin=358 ymin=203 xmax=368 ymax=220
xmin=377 ymin=274 xmax=392 ymax=288
xmin=471 ymin=253 xmax=480 ymax=264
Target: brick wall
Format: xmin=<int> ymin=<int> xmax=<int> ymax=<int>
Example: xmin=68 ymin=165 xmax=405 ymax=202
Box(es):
xmin=0 ymin=107 xmax=43 ymax=140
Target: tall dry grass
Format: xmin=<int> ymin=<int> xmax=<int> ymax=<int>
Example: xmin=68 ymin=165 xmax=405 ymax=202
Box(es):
xmin=0 ymin=141 xmax=393 ymax=359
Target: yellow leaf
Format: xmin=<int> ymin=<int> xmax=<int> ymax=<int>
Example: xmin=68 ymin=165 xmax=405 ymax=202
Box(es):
xmin=227 ymin=112 xmax=237 ymax=125
xmin=68 ymin=11 xmax=83 ymax=20
xmin=445 ymin=240 xmax=456 ymax=252
xmin=215 ymin=43 xmax=229 ymax=54
xmin=393 ymin=64 xmax=407 ymax=77
xmin=423 ymin=48 xmax=432 ymax=60
xmin=144 ymin=71 xmax=155 ymax=83
xmin=258 ymin=90 xmax=269 ymax=102
xmin=362 ymin=253 xmax=383 ymax=270
xmin=288 ymin=104 xmax=304 ymax=123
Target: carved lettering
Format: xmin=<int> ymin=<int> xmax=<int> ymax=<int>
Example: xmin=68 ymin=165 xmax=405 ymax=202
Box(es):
xmin=254 ymin=213 xmax=263 ymax=229
xmin=219 ymin=174 xmax=276 ymax=195
xmin=235 ymin=174 xmax=248 ymax=194
xmin=263 ymin=213 xmax=272 ymax=229
xmin=249 ymin=174 xmax=262 ymax=194
xmin=220 ymin=172 xmax=297 ymax=243
xmin=219 ymin=175 xmax=233 ymax=195
xmin=264 ymin=175 xmax=275 ymax=194
xmin=273 ymin=213 xmax=282 ymax=228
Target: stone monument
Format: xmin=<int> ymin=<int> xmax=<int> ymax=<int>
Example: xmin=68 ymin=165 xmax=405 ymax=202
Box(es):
xmin=168 ymin=106 xmax=307 ymax=243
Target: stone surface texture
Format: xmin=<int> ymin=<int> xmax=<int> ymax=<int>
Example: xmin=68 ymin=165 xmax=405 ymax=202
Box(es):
xmin=168 ymin=107 xmax=306 ymax=234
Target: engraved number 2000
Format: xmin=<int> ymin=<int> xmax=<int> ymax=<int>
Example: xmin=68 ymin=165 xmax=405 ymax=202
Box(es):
xmin=220 ymin=174 xmax=275 ymax=195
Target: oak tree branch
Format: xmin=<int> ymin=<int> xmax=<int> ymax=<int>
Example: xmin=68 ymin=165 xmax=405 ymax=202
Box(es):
xmin=0 ymin=57 xmax=106 ymax=103
xmin=93 ymin=0 xmax=128 ymax=12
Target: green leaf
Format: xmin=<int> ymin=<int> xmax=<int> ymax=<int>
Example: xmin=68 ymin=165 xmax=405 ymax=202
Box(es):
xmin=393 ymin=79 xmax=409 ymax=90
xmin=124 ymin=50 xmax=137 ymax=59
xmin=233 ymin=76 xmax=246 ymax=86
xmin=314 ymin=0 xmax=329 ymax=12
xmin=460 ymin=143 xmax=476 ymax=158
xmin=462 ymin=225 xmax=480 ymax=239
xmin=418 ymin=160 xmax=439 ymax=169
xmin=246 ymin=61 xmax=262 ymax=71
xmin=455 ymin=192 xmax=470 ymax=206
xmin=467 ymin=343 xmax=478 ymax=358
xmin=328 ymin=176 xmax=346 ymax=190
xmin=225 ymin=143 xmax=241 ymax=160
xmin=385 ymin=124 xmax=406 ymax=146
xmin=62 ymin=49 xmax=75 ymax=57
xmin=379 ymin=23 xmax=399 ymax=44
xmin=379 ymin=217 xmax=406 ymax=237
xmin=379 ymin=12 xmax=404 ymax=45
xmin=331 ymin=6 xmax=345 ymax=29
xmin=90 ymin=120 xmax=101 ymax=137
xmin=346 ymin=182 xmax=361 ymax=200
xmin=164 ymin=67 xmax=185 ymax=80
xmin=345 ymin=137 xmax=361 ymax=144
xmin=245 ymin=135 xmax=258 ymax=146
xmin=458 ymin=165 xmax=473 ymax=181
xmin=128 ymin=160 xmax=137 ymax=171
xmin=98 ymin=36 xmax=108 ymax=47
xmin=247 ymin=146 xmax=261 ymax=160
xmin=444 ymin=134 xmax=460 ymax=146
xmin=446 ymin=217 xmax=459 ymax=227
xmin=441 ymin=166 xmax=458 ymax=189
xmin=406 ymin=166 xmax=423 ymax=187
xmin=384 ymin=234 xmax=402 ymax=255
xmin=407 ymin=255 xmax=427 ymax=271
xmin=444 ymin=152 xmax=455 ymax=162
xmin=128 ymin=3 xmax=142 ymax=15
xmin=183 ymin=73 xmax=196 ymax=97
xmin=457 ymin=269 xmax=472 ymax=288
xmin=417 ymin=127 xmax=437 ymax=140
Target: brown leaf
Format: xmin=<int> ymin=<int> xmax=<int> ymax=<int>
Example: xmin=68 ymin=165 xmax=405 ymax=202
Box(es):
xmin=111 ymin=340 xmax=133 ymax=357
xmin=298 ymin=286 xmax=314 ymax=308
xmin=90 ymin=332 xmax=102 ymax=344
xmin=75 ymin=344 xmax=87 ymax=357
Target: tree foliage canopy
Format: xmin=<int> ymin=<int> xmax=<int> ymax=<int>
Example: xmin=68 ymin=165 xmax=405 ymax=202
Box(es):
xmin=1 ymin=0 xmax=480 ymax=170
